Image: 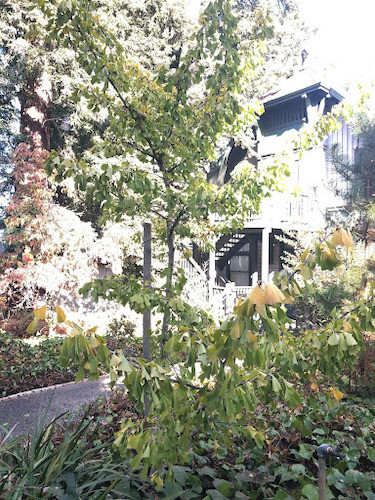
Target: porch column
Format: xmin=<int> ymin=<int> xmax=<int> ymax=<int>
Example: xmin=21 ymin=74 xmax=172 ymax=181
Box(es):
xmin=261 ymin=227 xmax=271 ymax=284
xmin=208 ymin=249 xmax=216 ymax=303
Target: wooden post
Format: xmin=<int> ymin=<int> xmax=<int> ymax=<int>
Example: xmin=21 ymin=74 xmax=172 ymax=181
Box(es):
xmin=261 ymin=227 xmax=270 ymax=284
xmin=143 ymin=222 xmax=151 ymax=416
xmin=208 ymin=249 xmax=216 ymax=303
xmin=143 ymin=222 xmax=151 ymax=360
xmin=318 ymin=457 xmax=326 ymax=500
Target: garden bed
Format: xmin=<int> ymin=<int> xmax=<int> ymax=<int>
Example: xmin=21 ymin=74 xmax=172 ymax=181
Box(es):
xmin=0 ymin=328 xmax=142 ymax=397
xmin=0 ymin=331 xmax=75 ymax=397
xmin=1 ymin=388 xmax=373 ymax=499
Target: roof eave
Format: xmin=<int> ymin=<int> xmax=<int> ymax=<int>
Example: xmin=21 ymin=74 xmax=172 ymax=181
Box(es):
xmin=263 ymin=83 xmax=343 ymax=108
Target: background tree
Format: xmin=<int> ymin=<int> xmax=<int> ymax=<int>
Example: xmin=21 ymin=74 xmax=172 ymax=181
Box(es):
xmin=329 ymin=114 xmax=375 ymax=245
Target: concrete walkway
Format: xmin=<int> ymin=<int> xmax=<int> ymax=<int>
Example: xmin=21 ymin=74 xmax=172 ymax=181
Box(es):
xmin=0 ymin=376 xmax=115 ymax=438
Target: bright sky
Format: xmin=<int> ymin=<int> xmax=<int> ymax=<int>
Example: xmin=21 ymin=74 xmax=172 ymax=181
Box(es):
xmin=186 ymin=0 xmax=375 ymax=91
xmin=298 ymin=0 xmax=375 ymax=89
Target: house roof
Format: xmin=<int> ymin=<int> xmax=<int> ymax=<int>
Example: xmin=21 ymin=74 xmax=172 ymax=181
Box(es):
xmin=260 ymin=68 xmax=343 ymax=107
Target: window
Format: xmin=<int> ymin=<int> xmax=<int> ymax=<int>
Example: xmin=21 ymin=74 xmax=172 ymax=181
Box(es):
xmin=230 ymin=255 xmax=249 ymax=285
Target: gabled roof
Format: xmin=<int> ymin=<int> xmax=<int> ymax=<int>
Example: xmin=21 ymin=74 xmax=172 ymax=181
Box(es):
xmin=260 ymin=68 xmax=343 ymax=107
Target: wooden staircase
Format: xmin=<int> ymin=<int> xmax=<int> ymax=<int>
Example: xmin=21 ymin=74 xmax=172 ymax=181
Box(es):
xmin=215 ymin=232 xmax=248 ymax=270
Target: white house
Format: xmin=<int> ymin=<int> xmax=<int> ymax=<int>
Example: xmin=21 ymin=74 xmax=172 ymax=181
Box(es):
xmin=180 ymin=68 xmax=358 ymax=315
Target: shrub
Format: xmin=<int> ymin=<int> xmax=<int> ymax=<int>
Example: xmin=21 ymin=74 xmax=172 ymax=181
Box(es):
xmin=0 ymin=310 xmax=48 ymax=338
xmin=351 ymin=333 xmax=375 ymax=397
xmin=105 ymin=315 xmax=141 ymax=355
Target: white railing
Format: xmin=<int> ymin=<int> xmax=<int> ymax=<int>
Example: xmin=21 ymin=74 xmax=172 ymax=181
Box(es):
xmin=177 ymin=258 xmax=210 ymax=308
xmin=177 ymin=258 xmax=279 ymax=320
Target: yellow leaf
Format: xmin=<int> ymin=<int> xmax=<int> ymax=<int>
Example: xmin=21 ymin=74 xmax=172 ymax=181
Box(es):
xmin=343 ymin=321 xmax=352 ymax=332
xmin=90 ymin=335 xmax=99 ymax=348
xmin=310 ymin=382 xmax=319 ymax=393
xmin=247 ymin=285 xmax=266 ymax=305
xmin=233 ymin=297 xmax=243 ymax=312
xmin=331 ymin=228 xmax=353 ymax=248
xmin=153 ymin=476 xmax=163 ymax=491
xmin=282 ymin=292 xmax=294 ymax=304
xmin=300 ymin=248 xmax=310 ymax=262
xmin=34 ymin=305 xmax=47 ymax=320
xmin=331 ymin=229 xmax=341 ymax=246
xmin=110 ymin=353 xmax=121 ymax=367
xmin=230 ymin=321 xmax=241 ymax=339
xmin=329 ymin=386 xmax=343 ymax=401
xmin=56 ymin=306 xmax=66 ymax=323
xmin=264 ymin=284 xmax=285 ymax=305
xmin=256 ymin=303 xmax=267 ymax=317
xmin=246 ymin=330 xmax=257 ymax=343
xmin=26 ymin=317 xmax=39 ymax=335
xmin=340 ymin=229 xmax=353 ymax=248
xmin=84 ymin=361 xmax=90 ymax=369
xmin=69 ymin=327 xmax=79 ymax=337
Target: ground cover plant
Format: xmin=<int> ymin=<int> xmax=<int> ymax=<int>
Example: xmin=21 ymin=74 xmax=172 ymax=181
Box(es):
xmin=0 ymin=319 xmax=141 ymax=397
xmin=33 ymin=224 xmax=374 ymax=499
xmin=0 ymin=398 xmax=152 ymax=499
xmin=0 ymin=331 xmax=74 ymax=397
xmin=0 ymin=389 xmax=373 ymax=499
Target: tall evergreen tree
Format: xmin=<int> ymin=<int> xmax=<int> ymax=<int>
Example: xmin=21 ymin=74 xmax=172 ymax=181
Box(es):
xmin=329 ymin=114 xmax=375 ymax=244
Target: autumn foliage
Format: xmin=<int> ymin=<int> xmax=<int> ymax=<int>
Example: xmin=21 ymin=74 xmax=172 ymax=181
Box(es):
xmin=0 ymin=144 xmax=51 ymax=314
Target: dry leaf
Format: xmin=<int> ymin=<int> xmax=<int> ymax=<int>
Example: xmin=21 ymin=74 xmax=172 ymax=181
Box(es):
xmin=264 ymin=284 xmax=285 ymax=305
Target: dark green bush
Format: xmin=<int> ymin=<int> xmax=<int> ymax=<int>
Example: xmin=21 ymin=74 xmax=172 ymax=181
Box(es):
xmin=351 ymin=333 xmax=375 ymax=398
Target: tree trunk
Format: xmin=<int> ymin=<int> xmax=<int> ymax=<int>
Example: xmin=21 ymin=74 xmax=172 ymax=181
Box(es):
xmin=20 ymin=68 xmax=52 ymax=150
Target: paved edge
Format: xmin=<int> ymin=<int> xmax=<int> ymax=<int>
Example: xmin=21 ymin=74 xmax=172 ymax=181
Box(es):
xmin=0 ymin=374 xmax=110 ymax=403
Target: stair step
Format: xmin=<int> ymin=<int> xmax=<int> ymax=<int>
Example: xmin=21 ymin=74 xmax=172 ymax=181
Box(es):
xmin=215 ymin=233 xmax=245 ymax=260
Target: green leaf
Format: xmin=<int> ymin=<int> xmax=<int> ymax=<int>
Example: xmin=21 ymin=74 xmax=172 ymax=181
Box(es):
xmin=344 ymin=332 xmax=357 ymax=346
xmin=272 ymin=375 xmax=282 ymax=393
xmin=172 ymin=466 xmax=190 ymax=486
xmin=327 ymin=332 xmax=340 ymax=346
xmin=207 ymin=489 xmax=230 ymax=500
xmin=273 ymin=492 xmax=288 ymax=500
xmin=213 ymin=479 xmax=232 ymax=497
xmin=301 ymin=483 xmax=318 ymax=500
xmin=291 ymin=463 xmax=306 ymax=475
xmin=75 ymin=364 xmax=85 ymax=382
xmin=368 ymin=447 xmax=375 ymax=462
xmin=198 ymin=467 xmax=217 ymax=479
xmin=297 ymin=444 xmax=312 ymax=459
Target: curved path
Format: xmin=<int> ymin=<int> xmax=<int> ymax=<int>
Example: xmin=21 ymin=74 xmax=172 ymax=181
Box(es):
xmin=0 ymin=376 xmax=116 ymax=438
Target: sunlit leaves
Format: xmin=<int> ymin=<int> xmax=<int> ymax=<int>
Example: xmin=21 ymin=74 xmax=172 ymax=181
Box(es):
xmin=331 ymin=228 xmax=354 ymax=248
